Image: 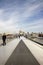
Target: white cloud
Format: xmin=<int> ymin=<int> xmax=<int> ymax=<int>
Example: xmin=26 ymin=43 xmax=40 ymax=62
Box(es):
xmin=0 ymin=9 xmax=4 ymax=15
xmin=0 ymin=1 xmax=43 ymax=33
xmin=21 ymin=3 xmax=40 ymax=18
xmin=23 ymin=18 xmax=43 ymax=32
xmin=18 ymin=2 xmax=42 ymax=23
xmin=0 ymin=13 xmax=20 ymax=33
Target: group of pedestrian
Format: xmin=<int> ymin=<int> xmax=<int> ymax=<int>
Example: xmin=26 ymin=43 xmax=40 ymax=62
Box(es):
xmin=2 ymin=33 xmax=21 ymax=46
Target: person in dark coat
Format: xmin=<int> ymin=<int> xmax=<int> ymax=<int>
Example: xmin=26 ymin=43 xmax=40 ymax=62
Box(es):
xmin=19 ymin=34 xmax=20 ymax=38
xmin=2 ymin=33 xmax=6 ymax=46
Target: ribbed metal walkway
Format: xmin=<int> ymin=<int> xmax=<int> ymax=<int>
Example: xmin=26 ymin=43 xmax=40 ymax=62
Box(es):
xmin=5 ymin=40 xmax=40 ymax=65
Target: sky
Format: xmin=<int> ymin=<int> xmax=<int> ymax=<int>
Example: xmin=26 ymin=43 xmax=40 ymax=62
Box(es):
xmin=0 ymin=0 xmax=43 ymax=33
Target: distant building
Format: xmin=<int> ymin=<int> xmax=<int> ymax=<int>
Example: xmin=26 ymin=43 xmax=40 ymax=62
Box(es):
xmin=19 ymin=30 xmax=25 ymax=36
xmin=7 ymin=34 xmax=14 ymax=39
xmin=38 ymin=32 xmax=43 ymax=37
xmin=26 ymin=32 xmax=30 ymax=37
xmin=30 ymin=33 xmax=38 ymax=38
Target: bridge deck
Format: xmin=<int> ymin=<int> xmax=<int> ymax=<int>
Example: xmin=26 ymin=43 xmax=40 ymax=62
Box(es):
xmin=5 ymin=40 xmax=39 ymax=65
xmin=0 ymin=37 xmax=43 ymax=65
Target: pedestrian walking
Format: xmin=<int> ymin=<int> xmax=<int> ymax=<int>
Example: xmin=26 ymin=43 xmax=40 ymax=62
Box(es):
xmin=19 ymin=35 xmax=20 ymax=38
xmin=2 ymin=33 xmax=6 ymax=46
